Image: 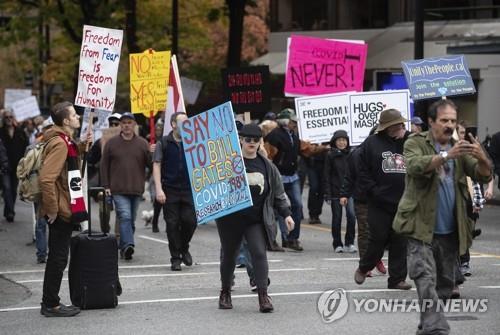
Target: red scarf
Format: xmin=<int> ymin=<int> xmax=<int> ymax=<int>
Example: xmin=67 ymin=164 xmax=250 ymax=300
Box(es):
xmin=59 ymin=134 xmax=88 ymax=223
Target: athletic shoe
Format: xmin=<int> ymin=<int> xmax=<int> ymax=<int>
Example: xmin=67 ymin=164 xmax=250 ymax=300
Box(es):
xmin=334 ymin=246 xmax=344 ymax=253
xmin=375 ymin=260 xmax=387 ymax=275
xmin=460 ymin=262 xmax=472 ymax=277
xmin=123 ymin=246 xmax=134 ymax=260
xmin=344 ymin=244 xmax=357 ymax=253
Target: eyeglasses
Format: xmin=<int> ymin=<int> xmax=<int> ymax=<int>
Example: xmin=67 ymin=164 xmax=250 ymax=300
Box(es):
xmin=110 ymin=122 xmax=120 ymax=127
xmin=243 ymin=137 xmax=260 ymax=144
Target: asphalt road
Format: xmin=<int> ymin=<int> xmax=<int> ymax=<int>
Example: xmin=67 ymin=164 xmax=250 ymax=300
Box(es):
xmin=1 ymin=189 xmax=499 ymax=335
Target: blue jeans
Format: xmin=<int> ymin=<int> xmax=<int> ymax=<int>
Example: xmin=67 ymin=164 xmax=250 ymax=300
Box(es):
xmin=278 ymin=179 xmax=303 ymax=241
xmin=113 ymin=194 xmax=141 ymax=250
xmin=331 ymin=197 xmax=356 ymax=248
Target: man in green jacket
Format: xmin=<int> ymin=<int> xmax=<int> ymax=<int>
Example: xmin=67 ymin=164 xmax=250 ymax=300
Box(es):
xmin=393 ymin=99 xmax=492 ymax=335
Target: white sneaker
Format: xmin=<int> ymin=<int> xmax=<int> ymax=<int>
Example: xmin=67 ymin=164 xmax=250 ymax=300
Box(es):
xmin=344 ymin=245 xmax=358 ymax=253
xmin=334 ymin=246 xmax=344 ymax=253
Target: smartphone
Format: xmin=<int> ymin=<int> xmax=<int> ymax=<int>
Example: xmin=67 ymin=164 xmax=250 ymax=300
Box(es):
xmin=465 ymin=126 xmax=477 ymax=143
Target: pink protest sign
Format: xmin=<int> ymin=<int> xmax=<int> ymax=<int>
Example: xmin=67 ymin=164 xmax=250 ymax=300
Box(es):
xmin=285 ymin=35 xmax=368 ymax=97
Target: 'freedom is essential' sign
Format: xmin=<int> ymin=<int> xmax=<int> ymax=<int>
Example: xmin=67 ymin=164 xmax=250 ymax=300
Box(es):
xmin=221 ymin=66 xmax=271 ymax=118
xmin=285 ymin=35 xmax=367 ymax=97
xmin=349 ymin=90 xmax=411 ymax=145
xmin=75 ymin=25 xmax=123 ymax=112
xmin=295 ymin=93 xmax=351 ymax=144
xmin=401 ymin=55 xmax=475 ymax=100
xmin=180 ymin=102 xmax=252 ymax=224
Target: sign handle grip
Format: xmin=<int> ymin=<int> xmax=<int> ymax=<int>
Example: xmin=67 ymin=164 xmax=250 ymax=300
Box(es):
xmin=150 ymin=110 xmax=155 ymax=144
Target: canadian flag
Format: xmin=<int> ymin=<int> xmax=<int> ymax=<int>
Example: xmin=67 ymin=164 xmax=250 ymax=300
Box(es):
xmin=164 ymin=55 xmax=186 ymax=136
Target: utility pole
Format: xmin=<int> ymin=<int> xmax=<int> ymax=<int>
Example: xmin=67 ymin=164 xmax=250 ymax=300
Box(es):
xmin=172 ymin=0 xmax=178 ymax=56
xmin=414 ymin=0 xmax=424 ymax=59
xmin=414 ymin=0 xmax=426 ymax=121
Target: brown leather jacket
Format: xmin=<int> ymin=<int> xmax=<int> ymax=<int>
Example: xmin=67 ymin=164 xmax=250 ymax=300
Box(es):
xmin=39 ymin=126 xmax=80 ymax=223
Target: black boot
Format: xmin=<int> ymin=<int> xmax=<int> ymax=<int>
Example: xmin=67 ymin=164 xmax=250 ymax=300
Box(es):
xmin=219 ymin=288 xmax=232 ymax=309
xmin=257 ymin=288 xmax=274 ymax=313
xmin=152 ymin=222 xmax=159 ymax=233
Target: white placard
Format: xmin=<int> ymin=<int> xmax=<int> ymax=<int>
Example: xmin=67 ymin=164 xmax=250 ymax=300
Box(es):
xmin=11 ymin=96 xmax=41 ymax=121
xmin=295 ymin=92 xmax=351 ymax=144
xmin=349 ymin=89 xmax=411 ymax=145
xmin=180 ymin=77 xmax=203 ymax=105
xmin=75 ymin=25 xmax=123 ymax=112
xmin=4 ymin=89 xmax=32 ymax=109
xmin=80 ymin=107 xmax=111 ymax=142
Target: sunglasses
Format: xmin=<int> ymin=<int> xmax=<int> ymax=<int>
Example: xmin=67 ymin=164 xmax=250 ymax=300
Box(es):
xmin=243 ymin=137 xmax=260 ymax=144
xmin=110 ymin=122 xmax=120 ymax=127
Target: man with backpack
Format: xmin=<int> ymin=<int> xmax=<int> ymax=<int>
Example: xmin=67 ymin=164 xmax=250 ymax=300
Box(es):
xmin=153 ymin=112 xmax=197 ymax=271
xmin=39 ymin=101 xmax=90 ymax=317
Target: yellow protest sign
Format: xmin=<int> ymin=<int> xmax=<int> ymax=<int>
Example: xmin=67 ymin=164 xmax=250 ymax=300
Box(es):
xmin=130 ymin=49 xmax=171 ymax=117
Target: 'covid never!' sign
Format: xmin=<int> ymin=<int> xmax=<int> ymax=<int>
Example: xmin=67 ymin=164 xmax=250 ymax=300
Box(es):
xmin=285 ymin=35 xmax=367 ymax=97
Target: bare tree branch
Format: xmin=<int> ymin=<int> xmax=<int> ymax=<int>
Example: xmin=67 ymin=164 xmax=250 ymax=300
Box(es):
xmin=56 ymin=0 xmax=80 ymax=43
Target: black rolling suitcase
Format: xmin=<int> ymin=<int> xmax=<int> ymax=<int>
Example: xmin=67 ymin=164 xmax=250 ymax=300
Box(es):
xmin=69 ymin=187 xmax=122 ymax=309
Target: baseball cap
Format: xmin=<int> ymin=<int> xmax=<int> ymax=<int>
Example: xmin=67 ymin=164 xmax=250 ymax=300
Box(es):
xmin=120 ymin=112 xmax=136 ymax=121
xmin=411 ymin=116 xmax=424 ymax=125
xmin=277 ymin=108 xmax=298 ymax=122
xmin=108 ymin=113 xmax=122 ymax=122
xmin=239 ymin=123 xmax=262 ymax=138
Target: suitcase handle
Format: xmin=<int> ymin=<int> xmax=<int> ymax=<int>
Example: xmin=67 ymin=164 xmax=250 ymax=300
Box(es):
xmin=88 ymin=187 xmax=106 ymax=236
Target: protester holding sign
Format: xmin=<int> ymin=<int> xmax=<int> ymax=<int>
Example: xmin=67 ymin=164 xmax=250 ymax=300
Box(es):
xmin=0 ymin=110 xmax=29 ymax=222
xmin=354 ymin=109 xmax=412 ymax=290
xmin=217 ymin=124 xmax=294 ymax=313
xmin=153 ymin=112 xmax=197 ymax=271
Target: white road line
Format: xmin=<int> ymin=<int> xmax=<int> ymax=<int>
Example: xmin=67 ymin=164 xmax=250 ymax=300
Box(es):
xmin=0 ymin=260 xmax=284 ymax=275
xmin=0 ymin=288 xmax=415 ymax=313
xmin=479 ymin=286 xmax=500 ymax=289
xmin=15 ymin=267 xmax=315 ymax=284
xmin=322 ymin=255 xmax=493 ymax=262
xmin=137 ymin=235 xmax=169 ymax=244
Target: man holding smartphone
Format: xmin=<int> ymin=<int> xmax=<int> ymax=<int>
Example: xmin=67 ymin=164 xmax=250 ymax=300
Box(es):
xmin=393 ymin=99 xmax=492 ymax=335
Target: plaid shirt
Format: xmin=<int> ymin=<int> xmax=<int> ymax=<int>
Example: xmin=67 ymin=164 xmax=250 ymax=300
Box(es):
xmin=472 ymin=182 xmax=486 ymax=209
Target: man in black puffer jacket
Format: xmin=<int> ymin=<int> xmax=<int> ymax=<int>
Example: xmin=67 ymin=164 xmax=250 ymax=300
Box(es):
xmin=353 ymin=109 xmax=412 ymax=290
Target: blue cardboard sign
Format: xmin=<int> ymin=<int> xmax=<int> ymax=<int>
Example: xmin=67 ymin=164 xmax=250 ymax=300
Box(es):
xmin=180 ymin=102 xmax=253 ymax=224
xmin=401 ymin=55 xmax=476 ymax=100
